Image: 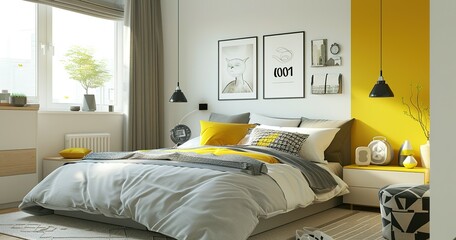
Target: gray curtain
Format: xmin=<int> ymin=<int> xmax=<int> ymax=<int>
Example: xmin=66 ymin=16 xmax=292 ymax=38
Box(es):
xmin=127 ymin=0 xmax=163 ymax=150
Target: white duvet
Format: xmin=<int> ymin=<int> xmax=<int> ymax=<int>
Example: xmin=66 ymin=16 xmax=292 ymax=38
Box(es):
xmin=20 ymin=160 xmax=346 ymax=240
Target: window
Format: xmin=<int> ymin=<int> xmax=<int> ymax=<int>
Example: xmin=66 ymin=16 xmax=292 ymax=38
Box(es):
xmin=0 ymin=0 xmax=37 ymax=98
xmin=1 ymin=0 xmax=124 ymax=111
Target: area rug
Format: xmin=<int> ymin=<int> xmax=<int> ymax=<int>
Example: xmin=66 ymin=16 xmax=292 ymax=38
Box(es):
xmin=317 ymin=210 xmax=383 ymax=240
xmin=0 ymin=211 xmax=173 ymax=240
xmin=250 ymin=208 xmax=383 ymax=240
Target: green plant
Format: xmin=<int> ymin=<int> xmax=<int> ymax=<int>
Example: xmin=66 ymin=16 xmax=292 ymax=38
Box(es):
xmin=10 ymin=93 xmax=26 ymax=98
xmin=402 ymin=84 xmax=430 ymax=140
xmin=62 ymin=46 xmax=111 ymax=94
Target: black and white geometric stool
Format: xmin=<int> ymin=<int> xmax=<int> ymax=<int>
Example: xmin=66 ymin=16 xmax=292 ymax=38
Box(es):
xmin=378 ymin=184 xmax=430 ymax=240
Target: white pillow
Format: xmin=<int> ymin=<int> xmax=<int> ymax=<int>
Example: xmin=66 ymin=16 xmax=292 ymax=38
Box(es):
xmin=248 ymin=113 xmax=301 ymax=127
xmin=255 ymin=125 xmax=339 ymax=164
xmin=177 ymin=136 xmax=201 ymax=149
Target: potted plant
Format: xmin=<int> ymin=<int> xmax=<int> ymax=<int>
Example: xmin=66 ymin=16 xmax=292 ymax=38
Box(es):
xmin=10 ymin=93 xmax=27 ymax=107
xmin=62 ymin=46 xmax=111 ymax=111
xmin=402 ymin=83 xmax=430 ymax=168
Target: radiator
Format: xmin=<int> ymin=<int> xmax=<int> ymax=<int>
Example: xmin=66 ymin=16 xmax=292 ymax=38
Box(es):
xmin=64 ymin=133 xmax=111 ymax=152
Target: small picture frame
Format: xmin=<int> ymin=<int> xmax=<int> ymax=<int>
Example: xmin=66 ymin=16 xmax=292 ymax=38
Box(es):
xmin=218 ymin=36 xmax=258 ymax=101
xmin=311 ymin=39 xmax=327 ymax=67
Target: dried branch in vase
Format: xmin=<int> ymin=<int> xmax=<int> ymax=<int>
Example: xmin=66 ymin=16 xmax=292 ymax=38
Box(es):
xmin=402 ymin=84 xmax=430 ymax=140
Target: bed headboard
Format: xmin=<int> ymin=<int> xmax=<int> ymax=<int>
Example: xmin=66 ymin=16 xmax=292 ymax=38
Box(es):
xmin=299 ymin=118 xmax=354 ymax=166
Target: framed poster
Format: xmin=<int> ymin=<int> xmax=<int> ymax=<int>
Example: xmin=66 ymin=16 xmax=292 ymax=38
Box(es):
xmin=218 ymin=36 xmax=257 ymax=100
xmin=263 ymin=31 xmax=305 ymax=99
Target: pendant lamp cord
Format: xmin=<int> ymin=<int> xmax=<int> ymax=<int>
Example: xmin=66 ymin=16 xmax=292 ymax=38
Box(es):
xmin=177 ymin=0 xmax=180 ymax=86
xmin=379 ymin=0 xmax=383 ymax=77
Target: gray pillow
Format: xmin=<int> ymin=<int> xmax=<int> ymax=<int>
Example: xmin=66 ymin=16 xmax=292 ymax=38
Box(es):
xmin=209 ymin=112 xmax=250 ymax=123
xmin=299 ymin=117 xmax=354 ymax=166
xmin=249 ymin=113 xmax=301 ymax=127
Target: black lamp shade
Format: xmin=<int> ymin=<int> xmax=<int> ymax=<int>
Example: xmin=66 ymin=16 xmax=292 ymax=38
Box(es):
xmin=369 ymin=75 xmax=394 ymax=98
xmin=169 ymin=85 xmax=187 ymax=102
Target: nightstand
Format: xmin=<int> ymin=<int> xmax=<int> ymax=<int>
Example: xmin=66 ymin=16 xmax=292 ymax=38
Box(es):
xmin=343 ymin=165 xmax=429 ymax=207
xmin=42 ymin=156 xmax=82 ymax=179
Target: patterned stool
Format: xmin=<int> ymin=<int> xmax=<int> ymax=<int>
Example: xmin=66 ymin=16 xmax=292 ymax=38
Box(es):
xmin=378 ymin=184 xmax=430 ymax=240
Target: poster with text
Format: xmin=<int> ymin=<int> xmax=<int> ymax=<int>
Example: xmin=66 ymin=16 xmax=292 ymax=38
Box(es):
xmin=263 ymin=31 xmax=305 ymax=99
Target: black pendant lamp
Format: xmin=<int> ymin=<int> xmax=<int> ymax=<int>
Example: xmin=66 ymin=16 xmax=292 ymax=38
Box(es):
xmin=169 ymin=0 xmax=187 ymax=103
xmin=369 ymin=0 xmax=394 ymax=98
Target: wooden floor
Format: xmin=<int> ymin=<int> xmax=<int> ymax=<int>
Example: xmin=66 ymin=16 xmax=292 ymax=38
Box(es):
xmin=0 ymin=208 xmax=21 ymax=240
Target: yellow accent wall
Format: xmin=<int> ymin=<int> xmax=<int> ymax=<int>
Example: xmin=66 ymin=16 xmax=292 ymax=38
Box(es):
xmin=352 ymin=0 xmax=429 ymax=165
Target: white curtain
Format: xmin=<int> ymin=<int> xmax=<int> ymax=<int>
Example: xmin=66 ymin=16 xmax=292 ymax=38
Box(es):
xmin=23 ymin=0 xmax=124 ymax=20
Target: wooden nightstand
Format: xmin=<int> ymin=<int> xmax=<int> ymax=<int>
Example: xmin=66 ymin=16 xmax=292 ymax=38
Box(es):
xmin=42 ymin=157 xmax=82 ymax=179
xmin=343 ymin=164 xmax=429 ymax=207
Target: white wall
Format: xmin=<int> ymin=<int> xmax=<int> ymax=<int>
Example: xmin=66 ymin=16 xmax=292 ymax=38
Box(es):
xmin=37 ymin=112 xmax=123 ymax=179
xmin=430 ymin=1 xmax=456 ymax=238
xmin=161 ymin=0 xmax=351 ymax=147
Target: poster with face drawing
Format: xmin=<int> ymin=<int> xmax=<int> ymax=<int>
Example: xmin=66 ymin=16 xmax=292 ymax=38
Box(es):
xmin=263 ymin=31 xmax=305 ymax=99
xmin=218 ymin=37 xmax=257 ymax=100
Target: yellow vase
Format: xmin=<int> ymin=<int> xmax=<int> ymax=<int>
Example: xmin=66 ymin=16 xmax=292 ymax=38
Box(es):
xmin=403 ymin=155 xmax=418 ymax=169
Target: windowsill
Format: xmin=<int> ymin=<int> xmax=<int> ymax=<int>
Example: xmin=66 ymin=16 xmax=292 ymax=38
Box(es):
xmin=0 ymin=104 xmax=40 ymax=111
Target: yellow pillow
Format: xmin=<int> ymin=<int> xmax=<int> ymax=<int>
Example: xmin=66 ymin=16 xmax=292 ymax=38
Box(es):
xmin=200 ymin=121 xmax=255 ymax=146
xmin=59 ymin=148 xmax=92 ymax=159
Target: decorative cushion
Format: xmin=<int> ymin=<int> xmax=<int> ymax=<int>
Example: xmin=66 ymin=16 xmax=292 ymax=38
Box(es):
xmin=249 ymin=113 xmax=301 ymax=127
xmin=299 ymin=117 xmax=354 ymax=165
xmin=200 ymin=121 xmax=255 ymax=146
xmin=209 ymin=112 xmax=250 ymax=123
xmin=379 ymin=184 xmax=430 ymax=240
xmin=59 ymin=148 xmax=92 ymax=159
xmin=247 ymin=127 xmax=309 ymax=156
xmin=251 ymin=125 xmax=339 ymax=164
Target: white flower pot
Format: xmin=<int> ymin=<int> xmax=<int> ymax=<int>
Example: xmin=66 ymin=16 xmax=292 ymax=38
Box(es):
xmin=420 ymin=141 xmax=430 ymax=168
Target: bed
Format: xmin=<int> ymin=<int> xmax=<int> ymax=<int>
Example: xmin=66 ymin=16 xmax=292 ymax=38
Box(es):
xmin=19 ymin=113 xmax=354 ymax=240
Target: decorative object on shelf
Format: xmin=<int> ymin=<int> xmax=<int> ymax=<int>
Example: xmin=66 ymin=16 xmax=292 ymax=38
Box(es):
xmin=369 ymin=0 xmax=394 ymax=98
xmin=403 ymin=155 xmax=418 ymax=169
xmin=10 ymin=93 xmax=27 ymax=107
xmin=70 ymin=106 xmax=80 ymax=111
xmin=398 ymin=140 xmax=413 ymax=167
xmin=355 ymin=146 xmax=371 ymax=166
xmin=218 ymin=36 xmax=258 ymax=100
xmin=311 ymin=39 xmax=327 ymax=67
xmin=402 ymin=83 xmax=430 ymax=168
xmin=420 ymin=141 xmax=430 ymax=168
xmin=311 ymin=73 xmax=342 ymax=94
xmin=0 ymin=90 xmax=10 ymax=105
xmin=330 ymin=43 xmax=340 ymax=55
xmin=368 ymin=136 xmax=393 ymax=165
xmin=263 ymin=31 xmax=305 ymax=99
xmin=325 ymin=56 xmax=342 ymax=66
xmin=62 ymin=46 xmax=111 ymax=111
xmin=169 ymin=0 xmax=187 ymax=103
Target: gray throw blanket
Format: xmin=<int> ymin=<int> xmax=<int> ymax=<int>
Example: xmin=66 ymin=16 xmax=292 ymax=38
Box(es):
xmin=82 ymin=145 xmax=337 ymax=193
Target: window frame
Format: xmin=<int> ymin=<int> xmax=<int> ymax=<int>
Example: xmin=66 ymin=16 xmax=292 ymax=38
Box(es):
xmin=34 ymin=4 xmax=125 ymax=112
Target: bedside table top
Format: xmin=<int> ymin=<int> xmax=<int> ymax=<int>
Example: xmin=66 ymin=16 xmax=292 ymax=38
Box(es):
xmin=344 ymin=164 xmax=429 ymax=174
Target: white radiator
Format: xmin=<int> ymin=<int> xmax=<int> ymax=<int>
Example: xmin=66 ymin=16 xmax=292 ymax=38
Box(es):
xmin=64 ymin=133 xmax=111 ymax=152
